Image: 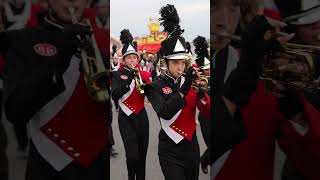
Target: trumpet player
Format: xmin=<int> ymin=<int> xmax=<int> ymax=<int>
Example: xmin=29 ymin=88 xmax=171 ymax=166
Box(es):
xmin=111 ymin=29 xmax=151 ymax=180
xmin=273 ymin=0 xmax=320 ymax=179
xmin=212 ymin=0 xmax=320 ymax=180
xmin=145 ymin=5 xmax=210 ymax=180
xmin=0 ymin=0 xmax=109 ymax=179
xmin=192 ymin=35 xmax=211 ymax=174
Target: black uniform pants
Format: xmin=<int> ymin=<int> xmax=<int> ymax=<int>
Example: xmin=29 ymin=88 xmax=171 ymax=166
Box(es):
xmin=0 ymin=90 xmax=8 ymax=180
xmin=26 ymin=141 xmax=109 ymax=180
xmin=158 ymin=131 xmax=200 ymax=180
xmin=199 ymin=113 xmax=210 ymax=167
xmin=0 ymin=120 xmax=8 ymax=180
xmin=118 ymin=109 xmax=149 ymax=180
xmin=13 ymin=123 xmax=28 ymax=150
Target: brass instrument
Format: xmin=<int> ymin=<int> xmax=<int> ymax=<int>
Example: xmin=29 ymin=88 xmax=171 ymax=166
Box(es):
xmin=214 ymin=31 xmax=320 ymax=92
xmin=212 ymin=32 xmax=241 ymax=42
xmin=69 ymin=7 xmax=109 ymax=102
xmin=192 ymin=66 xmax=210 ymax=92
xmin=131 ymin=64 xmax=145 ymax=94
xmin=183 ymin=50 xmax=210 ymax=91
xmin=260 ymin=42 xmax=320 ymax=92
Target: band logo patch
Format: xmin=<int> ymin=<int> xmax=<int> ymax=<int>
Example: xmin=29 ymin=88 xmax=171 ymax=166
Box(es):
xmin=33 ymin=43 xmax=57 ymax=57
xmin=120 ymin=75 xmax=128 ymax=80
xmin=162 ymin=87 xmax=172 ymax=94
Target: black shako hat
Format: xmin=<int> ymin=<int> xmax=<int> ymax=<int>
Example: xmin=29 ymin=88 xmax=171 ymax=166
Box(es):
xmin=158 ymin=4 xmax=189 ymax=60
xmin=193 ymin=36 xmax=210 ymax=70
xmin=120 ymin=29 xmax=138 ymax=58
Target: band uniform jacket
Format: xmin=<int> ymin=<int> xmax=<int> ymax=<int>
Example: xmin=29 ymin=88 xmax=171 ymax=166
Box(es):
xmin=111 ymin=66 xmax=151 ymax=116
xmin=0 ymin=17 xmax=108 ymax=171
xmin=145 ymin=74 xmax=210 ymax=162
xmin=212 ymin=46 xmax=320 ymax=180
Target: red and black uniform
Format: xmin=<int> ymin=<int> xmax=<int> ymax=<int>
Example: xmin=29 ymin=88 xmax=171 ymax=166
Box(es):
xmin=212 ymin=16 xmax=320 ymax=180
xmin=146 ymin=73 xmax=210 ymax=180
xmin=0 ymin=0 xmax=45 ymax=157
xmin=111 ymin=65 xmax=151 ymax=180
xmin=0 ymin=16 xmax=109 ymax=180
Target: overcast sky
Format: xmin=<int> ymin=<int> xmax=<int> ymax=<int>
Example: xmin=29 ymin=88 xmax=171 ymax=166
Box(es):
xmin=110 ymin=0 xmax=210 ymax=42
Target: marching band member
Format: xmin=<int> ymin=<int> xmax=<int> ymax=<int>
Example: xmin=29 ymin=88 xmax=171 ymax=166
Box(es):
xmin=109 ymin=44 xmax=118 ymax=157
xmin=0 ymin=0 xmax=109 ymax=179
xmin=193 ymin=35 xmax=211 ymax=174
xmin=145 ymin=5 xmax=210 ymax=180
xmin=111 ymin=29 xmax=151 ymax=180
xmin=273 ymin=0 xmax=320 ymax=179
xmin=111 ymin=44 xmax=120 ymax=71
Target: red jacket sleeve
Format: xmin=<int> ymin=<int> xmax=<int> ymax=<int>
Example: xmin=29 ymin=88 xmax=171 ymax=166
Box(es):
xmin=197 ymin=92 xmax=210 ymax=120
xmin=277 ymin=95 xmax=320 ymax=180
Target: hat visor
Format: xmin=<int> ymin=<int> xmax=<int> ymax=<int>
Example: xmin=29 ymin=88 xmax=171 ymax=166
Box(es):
xmin=122 ymin=51 xmax=139 ymax=58
xmin=286 ymin=5 xmax=320 ymax=25
xmin=164 ymin=53 xmax=189 ymax=60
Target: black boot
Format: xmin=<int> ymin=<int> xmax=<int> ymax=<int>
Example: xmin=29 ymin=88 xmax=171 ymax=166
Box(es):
xmin=127 ymin=158 xmax=138 ymax=180
xmin=136 ymin=158 xmax=146 ymax=180
xmin=200 ymin=150 xmax=209 ymax=174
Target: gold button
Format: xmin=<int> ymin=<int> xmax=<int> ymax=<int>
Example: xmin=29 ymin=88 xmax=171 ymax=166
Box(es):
xmin=74 ymin=153 xmax=80 ymax=157
xmin=67 ymin=147 xmax=74 ymax=151
xmin=60 ymin=140 xmax=66 ymax=144
xmin=47 ymin=128 xmax=52 ymax=133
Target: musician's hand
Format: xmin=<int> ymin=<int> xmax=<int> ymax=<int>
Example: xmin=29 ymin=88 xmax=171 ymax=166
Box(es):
xmin=224 ymin=15 xmax=294 ymax=107
xmin=180 ymin=67 xmax=196 ymax=96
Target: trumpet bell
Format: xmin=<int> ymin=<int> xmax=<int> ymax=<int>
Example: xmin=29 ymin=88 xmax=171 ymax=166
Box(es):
xmin=69 ymin=7 xmax=110 ymax=102
xmin=87 ymin=72 xmax=109 ymax=102
xmin=259 ymin=43 xmax=320 ymax=92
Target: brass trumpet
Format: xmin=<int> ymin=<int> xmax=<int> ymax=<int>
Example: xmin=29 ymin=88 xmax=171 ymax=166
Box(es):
xmin=131 ymin=64 xmax=145 ymax=94
xmin=192 ymin=68 xmax=210 ymax=92
xmin=214 ymin=31 xmax=320 ymax=92
xmin=212 ymin=32 xmax=241 ymax=42
xmin=260 ymin=42 xmax=320 ymax=92
xmin=69 ymin=7 xmax=109 ymax=102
